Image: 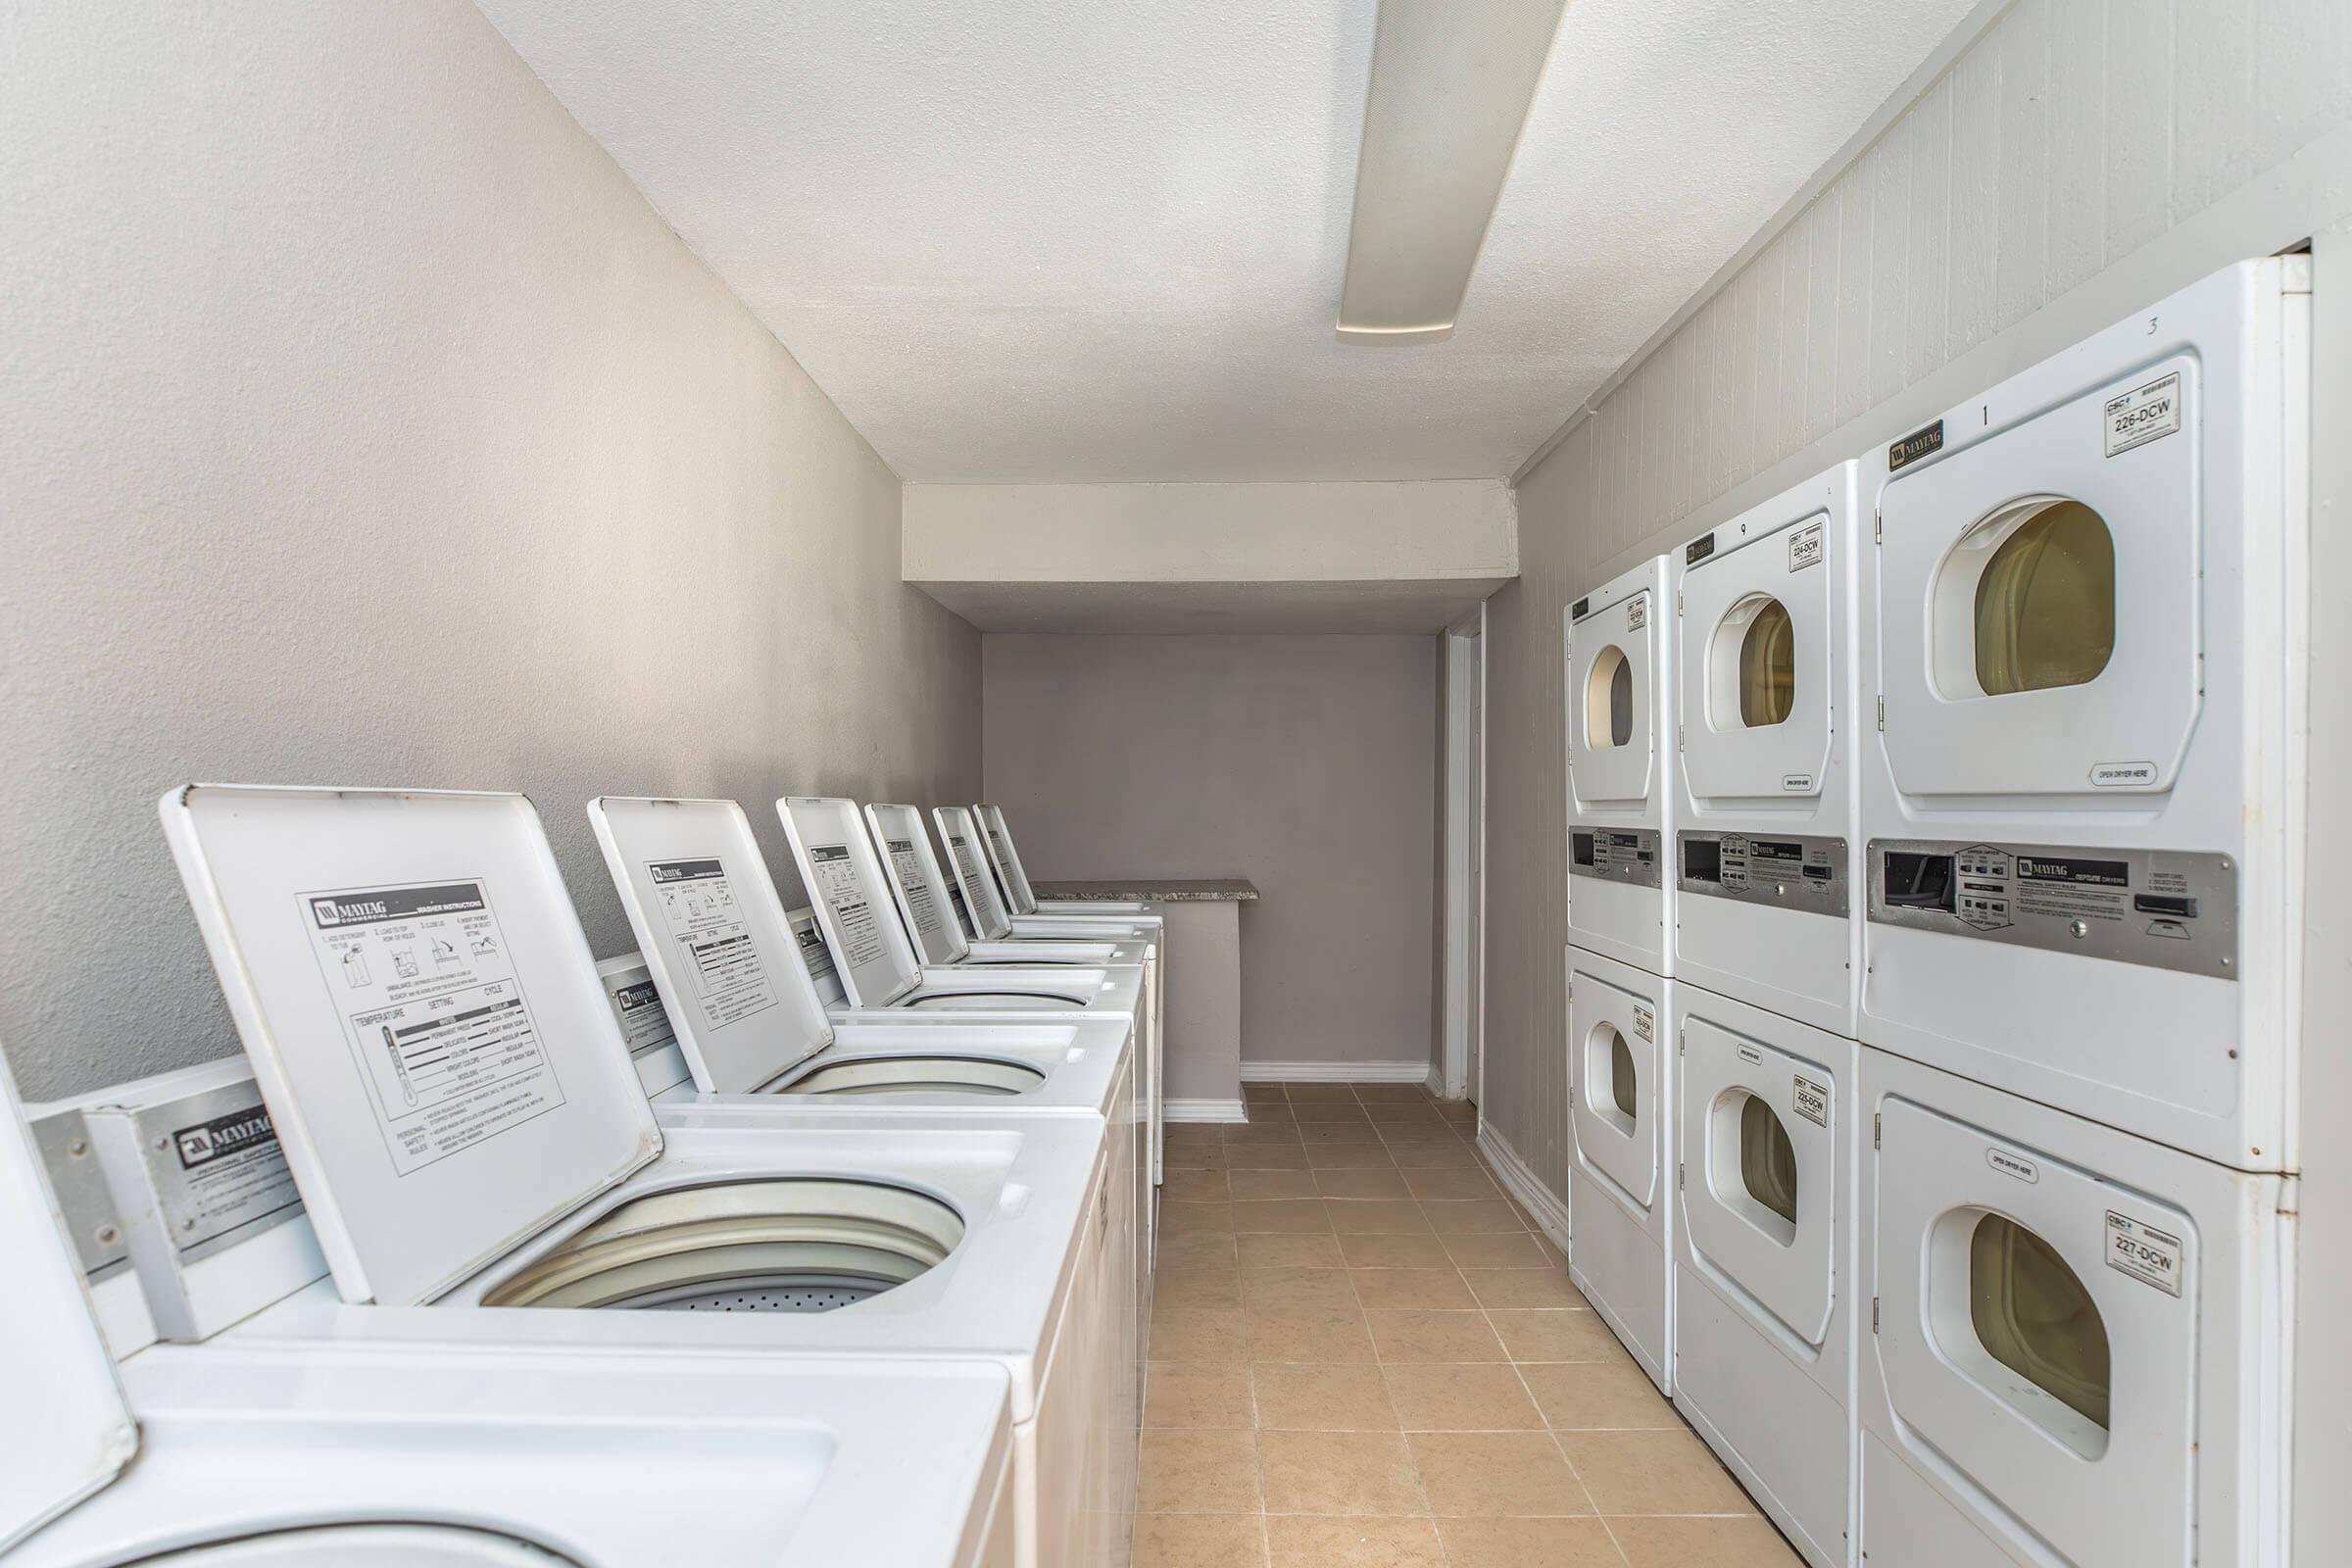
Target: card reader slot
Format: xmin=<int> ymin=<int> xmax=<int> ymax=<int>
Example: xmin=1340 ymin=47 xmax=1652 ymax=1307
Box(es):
xmin=1882 ymin=851 xmax=1956 ymax=912
xmin=2132 ymin=894 xmax=2198 ymax=919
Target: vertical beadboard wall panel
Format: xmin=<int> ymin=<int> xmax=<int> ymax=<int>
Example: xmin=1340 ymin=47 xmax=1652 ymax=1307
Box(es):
xmin=1483 ymin=0 xmax=2352 ymax=1204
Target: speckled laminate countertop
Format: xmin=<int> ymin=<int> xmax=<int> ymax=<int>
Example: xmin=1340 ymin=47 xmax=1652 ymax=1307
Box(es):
xmin=1031 ymin=878 xmax=1259 ymax=903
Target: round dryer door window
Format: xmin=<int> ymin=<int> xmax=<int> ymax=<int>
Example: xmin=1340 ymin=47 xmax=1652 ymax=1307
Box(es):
xmin=1967 ymin=500 xmax=2117 ymax=696
xmin=1587 ymin=647 xmax=1635 ymax=749
xmin=1736 ymin=600 xmax=1795 ymax=727
xmin=1968 ymin=1212 xmax=2112 ymax=1437
xmin=1739 ymin=1095 xmax=1799 ymax=1226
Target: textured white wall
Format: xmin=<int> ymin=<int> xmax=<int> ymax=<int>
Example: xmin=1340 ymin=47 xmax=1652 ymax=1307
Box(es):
xmin=0 ymin=2 xmax=979 ymax=1100
xmin=1484 ymin=0 xmax=2352 ymax=1200
xmin=983 ymin=635 xmax=1439 ymax=1072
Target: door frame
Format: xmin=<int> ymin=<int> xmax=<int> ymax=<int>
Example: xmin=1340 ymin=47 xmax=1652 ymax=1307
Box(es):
xmin=1442 ymin=604 xmax=1488 ymax=1104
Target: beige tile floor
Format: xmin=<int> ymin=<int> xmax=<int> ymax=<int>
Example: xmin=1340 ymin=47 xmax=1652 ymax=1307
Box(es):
xmin=1139 ymin=1081 xmax=1801 ymax=1568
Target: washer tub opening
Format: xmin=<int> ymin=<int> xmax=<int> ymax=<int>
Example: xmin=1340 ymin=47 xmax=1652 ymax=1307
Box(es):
xmin=782 ymin=1054 xmax=1048 ymax=1098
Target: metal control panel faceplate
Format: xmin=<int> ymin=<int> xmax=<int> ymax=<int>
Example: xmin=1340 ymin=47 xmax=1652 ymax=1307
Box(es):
xmin=30 ymin=1108 xmax=129 ymax=1280
xmin=1867 ymin=838 xmax=2237 ymax=979
xmin=120 ymin=1080 xmax=305 ymax=1263
xmin=1570 ymin=828 xmax=1661 ymax=889
xmin=1678 ymin=831 xmax=1847 ymax=918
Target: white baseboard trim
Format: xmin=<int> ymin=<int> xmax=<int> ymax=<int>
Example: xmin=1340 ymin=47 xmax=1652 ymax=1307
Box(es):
xmin=1164 ymin=1099 xmax=1249 ymax=1123
xmin=1240 ymin=1059 xmax=1434 ymax=1084
xmin=1476 ymin=1123 xmax=1572 ymax=1252
xmin=1425 ymin=1064 xmax=1447 ymax=1098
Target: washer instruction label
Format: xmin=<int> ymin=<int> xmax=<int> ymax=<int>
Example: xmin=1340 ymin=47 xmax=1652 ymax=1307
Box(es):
xmin=646 ymin=858 xmax=778 ymax=1031
xmin=885 ymin=838 xmax=945 ymax=936
xmin=808 ymin=845 xmax=892 ymax=970
xmin=2105 ymin=1209 xmax=2184 ymax=1296
xmin=1792 ymin=1073 xmax=1830 ymax=1128
xmin=300 ymin=881 xmax=564 ymax=1176
xmin=947 ymin=833 xmax=1004 ymax=925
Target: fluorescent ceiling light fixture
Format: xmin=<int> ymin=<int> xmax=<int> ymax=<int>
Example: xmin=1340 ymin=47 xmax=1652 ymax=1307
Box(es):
xmin=1336 ymin=0 xmax=1568 ymax=345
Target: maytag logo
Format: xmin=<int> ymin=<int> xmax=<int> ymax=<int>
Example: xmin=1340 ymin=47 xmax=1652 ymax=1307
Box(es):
xmin=1887 ymin=419 xmax=1944 ymax=472
xmin=1986 ymin=1147 xmax=2039 ymax=1184
xmin=312 ymin=897 xmax=385 ymax=927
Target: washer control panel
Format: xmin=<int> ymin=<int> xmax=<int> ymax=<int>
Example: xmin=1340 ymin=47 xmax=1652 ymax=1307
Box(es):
xmin=1678 ymin=831 xmax=1846 ymax=917
xmin=1868 ymin=838 xmax=2236 ymax=978
xmin=1570 ymin=828 xmax=1660 ymax=889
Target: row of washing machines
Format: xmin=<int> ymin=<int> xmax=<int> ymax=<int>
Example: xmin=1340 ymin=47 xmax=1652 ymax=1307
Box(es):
xmin=4 ymin=790 xmax=1165 ymax=1568
xmin=1561 ymin=256 xmax=2309 ymax=1568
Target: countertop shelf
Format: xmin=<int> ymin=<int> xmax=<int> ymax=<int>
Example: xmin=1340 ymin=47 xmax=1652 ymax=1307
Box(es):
xmin=1032 ymin=878 xmax=1259 ymax=903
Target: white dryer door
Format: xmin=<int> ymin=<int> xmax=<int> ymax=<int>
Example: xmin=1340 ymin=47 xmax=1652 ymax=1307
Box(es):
xmin=1567 ymin=588 xmax=1658 ymax=808
xmin=1679 ymin=1019 xmax=1835 ymax=1348
xmin=1569 ymin=962 xmax=1661 ymax=1212
xmin=1681 ymin=516 xmax=1834 ymax=805
xmin=1877 ymin=355 xmax=2201 ymax=799
xmin=1874 ymin=1096 xmax=2195 ymax=1568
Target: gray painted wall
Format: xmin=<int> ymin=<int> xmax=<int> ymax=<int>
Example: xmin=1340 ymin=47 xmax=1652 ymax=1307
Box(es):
xmin=982 ymin=634 xmax=1439 ymax=1073
xmin=1485 ymin=0 xmax=2352 ymax=1203
xmin=0 ymin=1 xmax=980 ymax=1101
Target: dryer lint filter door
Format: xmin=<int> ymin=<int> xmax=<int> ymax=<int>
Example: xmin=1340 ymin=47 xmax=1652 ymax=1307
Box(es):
xmin=1568 ymin=585 xmax=1658 ymax=808
xmin=588 ymin=797 xmax=835 ymax=1095
xmin=1569 ymin=966 xmax=1661 ymax=1212
xmin=1678 ymin=1020 xmax=1835 ymax=1347
xmin=0 ymin=1054 xmax=136 ymax=1552
xmin=1877 ymin=357 xmax=2200 ymax=800
xmin=159 ymin=787 xmax=662 ymax=1307
xmin=1874 ymin=1096 xmax=2195 ymax=1567
xmin=1681 ymin=514 xmax=1834 ymax=805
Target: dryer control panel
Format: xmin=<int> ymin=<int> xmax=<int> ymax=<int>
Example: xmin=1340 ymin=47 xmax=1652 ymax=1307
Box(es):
xmin=1679 ymin=831 xmax=1846 ymax=917
xmin=1571 ymin=828 xmax=1660 ymax=888
xmin=1867 ymin=838 xmax=2235 ymax=978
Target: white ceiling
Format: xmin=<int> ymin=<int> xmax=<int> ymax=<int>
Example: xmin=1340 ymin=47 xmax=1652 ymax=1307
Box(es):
xmin=477 ymin=0 xmax=1982 ymax=484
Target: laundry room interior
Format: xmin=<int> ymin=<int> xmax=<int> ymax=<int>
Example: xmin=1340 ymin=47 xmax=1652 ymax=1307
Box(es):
xmin=3 ymin=2 xmax=2350 ymax=1566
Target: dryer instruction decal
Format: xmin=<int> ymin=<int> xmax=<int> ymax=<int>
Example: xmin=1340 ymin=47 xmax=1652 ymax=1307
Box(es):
xmin=808 ymin=845 xmax=892 ymax=970
xmin=646 ymin=858 xmax=778 ymax=1031
xmin=885 ymin=839 xmax=946 ymax=936
xmin=2105 ymin=1209 xmax=2183 ymax=1296
xmin=300 ymin=880 xmax=565 ymax=1177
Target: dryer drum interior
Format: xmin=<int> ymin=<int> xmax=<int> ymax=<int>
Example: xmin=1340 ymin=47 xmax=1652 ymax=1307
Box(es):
xmin=482 ymin=1179 xmax=965 ymax=1314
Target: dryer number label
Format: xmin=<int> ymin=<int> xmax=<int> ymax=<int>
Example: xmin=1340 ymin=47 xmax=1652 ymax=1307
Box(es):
xmin=647 ymin=858 xmax=780 ymax=1032
xmin=808 ymin=844 xmax=893 ymax=971
xmin=1626 ymin=593 xmax=1648 ymax=632
xmin=2105 ymin=1210 xmax=2184 ymax=1296
xmin=884 ymin=839 xmax=946 ymax=936
xmin=2104 ymin=372 xmax=2181 ymax=458
xmin=1788 ymin=521 xmax=1824 ymax=571
xmin=1631 ymin=1004 xmax=1654 ymax=1041
xmin=1792 ymin=1074 xmax=1830 ymax=1128
xmin=299 ymin=880 xmax=566 ymax=1177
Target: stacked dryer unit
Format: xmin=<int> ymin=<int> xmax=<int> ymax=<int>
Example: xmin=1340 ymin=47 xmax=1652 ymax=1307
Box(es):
xmin=1665 ymin=463 xmax=1866 ymax=1568
xmin=1563 ymin=556 xmax=1677 ymax=1392
xmin=1854 ymin=257 xmax=2307 ymax=1568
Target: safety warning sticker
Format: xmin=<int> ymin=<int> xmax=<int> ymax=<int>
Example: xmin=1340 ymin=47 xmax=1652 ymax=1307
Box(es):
xmin=886 ymin=839 xmax=945 ymax=935
xmin=299 ymin=880 xmax=565 ymax=1177
xmin=808 ymin=845 xmax=892 ymax=970
xmin=646 ymin=858 xmax=779 ymax=1032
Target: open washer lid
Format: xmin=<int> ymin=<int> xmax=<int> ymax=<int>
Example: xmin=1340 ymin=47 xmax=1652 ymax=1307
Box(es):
xmin=973 ymin=804 xmax=1040 ymax=914
xmin=934 ymin=805 xmax=1021 ymax=943
xmin=864 ymin=803 xmax=977 ymax=966
xmin=587 ymin=798 xmax=836 ymax=1095
xmin=777 ymin=797 xmax=935 ymax=1007
xmin=158 ymin=786 xmax=662 ymax=1307
xmin=0 ymin=1051 xmax=138 ymax=1553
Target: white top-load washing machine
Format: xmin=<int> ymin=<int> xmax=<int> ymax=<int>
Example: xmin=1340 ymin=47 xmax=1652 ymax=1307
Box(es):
xmin=1566 ymin=558 xmax=1676 ymax=975
xmin=1674 ymin=464 xmax=1864 ymax=1036
xmin=0 ymin=1049 xmax=1022 ymax=1568
xmin=1671 ymin=983 xmax=1860 ymax=1568
xmin=780 ymin=796 xmax=1149 ymax=1024
xmin=866 ymin=803 xmax=1152 ymax=966
xmin=155 ymin=785 xmax=1137 ymax=1568
xmin=938 ymin=806 xmax=1164 ymax=939
xmin=1565 ymin=944 xmax=1674 ymax=1393
xmin=1856 ymin=1046 xmax=2290 ymax=1568
xmin=869 ymin=801 xmax=1164 ymax=1200
xmin=1861 ymin=256 xmax=2310 ymax=1172
xmin=971 ymin=804 xmax=1160 ymax=919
